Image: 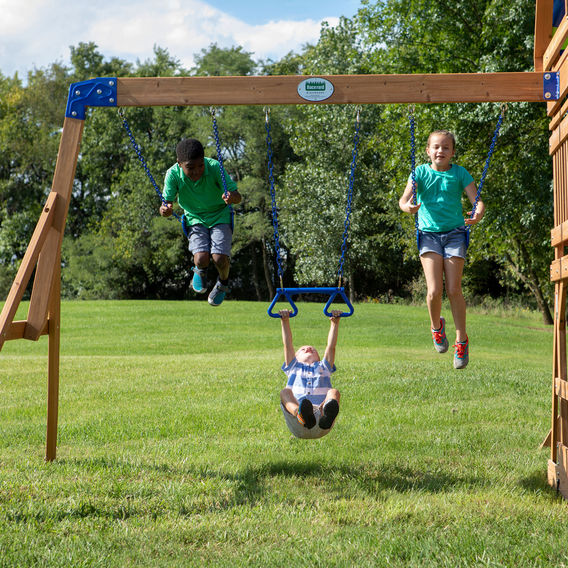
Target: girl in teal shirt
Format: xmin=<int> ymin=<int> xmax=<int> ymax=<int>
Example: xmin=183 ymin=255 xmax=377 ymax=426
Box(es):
xmin=399 ymin=130 xmax=484 ymax=369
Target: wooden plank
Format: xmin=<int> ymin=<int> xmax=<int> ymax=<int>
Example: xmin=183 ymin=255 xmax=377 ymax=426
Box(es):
xmin=5 ymin=320 xmax=48 ymax=341
xmin=544 ymin=13 xmax=568 ymax=71
xmin=550 ymin=219 xmax=568 ymax=245
xmin=549 ymin=98 xmax=568 ymax=131
xmin=0 ymin=191 xmax=58 ymax=351
xmin=24 ymin=117 xmax=84 ymax=341
xmin=548 ymin=459 xmax=568 ymax=499
xmin=116 ymin=73 xmax=550 ymax=107
xmin=548 ymin=96 xmax=568 ymax=130
xmin=550 ymin=256 xmax=568 ymax=281
xmin=552 ymin=282 xmax=567 ymax=461
xmin=535 ymin=0 xmax=555 ymax=71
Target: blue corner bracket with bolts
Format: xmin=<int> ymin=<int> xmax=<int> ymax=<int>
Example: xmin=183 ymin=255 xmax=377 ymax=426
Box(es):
xmin=65 ymin=78 xmax=117 ymax=120
xmin=544 ymin=71 xmax=560 ymax=101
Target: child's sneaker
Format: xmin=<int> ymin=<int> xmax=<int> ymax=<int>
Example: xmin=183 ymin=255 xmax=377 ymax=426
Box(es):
xmin=431 ymin=317 xmax=449 ymax=353
xmin=454 ymin=336 xmax=469 ymax=369
xmin=319 ymin=399 xmax=339 ymax=430
xmin=208 ymin=280 xmax=229 ymax=307
xmin=191 ymin=267 xmax=207 ymax=294
xmin=297 ymin=399 xmax=316 ymax=429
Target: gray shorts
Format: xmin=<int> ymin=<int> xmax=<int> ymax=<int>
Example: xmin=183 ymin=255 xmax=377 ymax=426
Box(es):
xmin=187 ymin=223 xmax=232 ymax=256
xmin=280 ymin=403 xmax=334 ymax=440
xmin=419 ymin=226 xmax=467 ymax=259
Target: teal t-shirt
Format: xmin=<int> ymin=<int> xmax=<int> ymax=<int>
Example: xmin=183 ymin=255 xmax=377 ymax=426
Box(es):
xmin=163 ymin=157 xmax=237 ymax=228
xmin=409 ymin=164 xmax=474 ymax=232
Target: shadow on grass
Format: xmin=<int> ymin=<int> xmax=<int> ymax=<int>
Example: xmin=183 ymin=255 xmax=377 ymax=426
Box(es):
xmin=7 ymin=456 xmax=553 ymax=525
xmin=57 ymin=456 xmax=489 ymax=501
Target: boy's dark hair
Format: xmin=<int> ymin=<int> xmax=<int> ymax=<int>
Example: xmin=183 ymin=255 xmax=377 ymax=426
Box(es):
xmin=176 ymin=138 xmax=204 ymax=162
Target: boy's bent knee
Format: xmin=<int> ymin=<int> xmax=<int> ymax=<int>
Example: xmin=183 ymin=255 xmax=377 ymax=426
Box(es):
xmin=327 ymin=388 xmax=340 ymax=401
xmin=280 ymin=387 xmax=295 ymax=402
xmin=193 ymin=251 xmax=210 ymax=267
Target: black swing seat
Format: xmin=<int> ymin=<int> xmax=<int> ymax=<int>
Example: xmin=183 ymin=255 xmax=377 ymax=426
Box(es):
xmin=267 ymin=287 xmax=354 ymax=318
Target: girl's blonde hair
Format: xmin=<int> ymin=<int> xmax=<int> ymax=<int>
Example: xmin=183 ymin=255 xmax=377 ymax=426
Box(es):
xmin=427 ymin=130 xmax=456 ymax=149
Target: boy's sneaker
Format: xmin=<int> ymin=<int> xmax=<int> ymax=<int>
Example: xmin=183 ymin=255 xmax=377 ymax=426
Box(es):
xmin=432 ymin=317 xmax=449 ymax=353
xmin=297 ymin=399 xmax=316 ymax=429
xmin=454 ymin=336 xmax=469 ymax=369
xmin=208 ymin=280 xmax=229 ymax=307
xmin=191 ymin=267 xmax=207 ymax=294
xmin=319 ymin=399 xmax=339 ymax=430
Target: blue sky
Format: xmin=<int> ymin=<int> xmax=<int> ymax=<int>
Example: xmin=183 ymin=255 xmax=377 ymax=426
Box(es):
xmin=0 ymin=0 xmax=362 ymax=79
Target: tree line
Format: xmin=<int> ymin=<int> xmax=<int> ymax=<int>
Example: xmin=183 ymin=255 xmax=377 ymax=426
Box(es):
xmin=0 ymin=0 xmax=554 ymax=323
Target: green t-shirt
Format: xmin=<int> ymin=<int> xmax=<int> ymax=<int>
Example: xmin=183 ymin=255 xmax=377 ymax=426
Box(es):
xmin=409 ymin=164 xmax=474 ymax=232
xmin=163 ymin=157 xmax=237 ymax=228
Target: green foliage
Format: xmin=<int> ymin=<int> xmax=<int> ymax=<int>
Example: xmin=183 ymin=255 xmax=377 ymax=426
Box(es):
xmin=0 ymin=5 xmax=556 ymax=315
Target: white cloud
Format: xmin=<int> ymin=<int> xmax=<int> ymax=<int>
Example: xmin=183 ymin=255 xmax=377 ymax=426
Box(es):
xmin=0 ymin=0 xmax=338 ymax=78
xmin=0 ymin=0 xmax=45 ymax=36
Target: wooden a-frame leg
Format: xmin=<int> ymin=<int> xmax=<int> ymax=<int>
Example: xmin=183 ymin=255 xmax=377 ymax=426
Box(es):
xmin=45 ymin=239 xmax=62 ymax=461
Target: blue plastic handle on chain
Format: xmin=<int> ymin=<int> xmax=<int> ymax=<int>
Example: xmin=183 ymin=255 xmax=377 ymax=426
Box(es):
xmin=267 ymin=287 xmax=354 ymax=318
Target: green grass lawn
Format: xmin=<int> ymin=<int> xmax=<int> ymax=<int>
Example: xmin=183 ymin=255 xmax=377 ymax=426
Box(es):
xmin=0 ymin=300 xmax=565 ymax=567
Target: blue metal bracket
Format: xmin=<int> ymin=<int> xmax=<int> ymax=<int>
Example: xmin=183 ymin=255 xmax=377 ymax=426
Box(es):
xmin=544 ymin=72 xmax=560 ymax=101
xmin=65 ymin=78 xmax=117 ymax=120
xmin=267 ymin=287 xmax=354 ymax=318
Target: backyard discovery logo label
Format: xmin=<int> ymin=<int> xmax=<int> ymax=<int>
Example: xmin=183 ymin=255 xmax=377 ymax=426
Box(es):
xmin=297 ymin=78 xmax=334 ymax=101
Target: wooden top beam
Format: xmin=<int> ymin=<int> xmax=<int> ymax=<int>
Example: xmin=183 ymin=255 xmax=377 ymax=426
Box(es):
xmin=114 ymin=73 xmax=551 ymax=107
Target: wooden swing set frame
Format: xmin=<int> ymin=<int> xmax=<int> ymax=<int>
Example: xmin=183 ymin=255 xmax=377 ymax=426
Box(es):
xmin=1 ymin=0 xmax=568 ymax=498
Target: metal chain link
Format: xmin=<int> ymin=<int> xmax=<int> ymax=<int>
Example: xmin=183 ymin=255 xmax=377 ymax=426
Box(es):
xmin=470 ymin=104 xmax=506 ymax=221
xmin=337 ymin=107 xmax=361 ymax=286
xmin=118 ymin=109 xmax=188 ymax=235
xmin=210 ymin=107 xmax=230 ymax=198
xmin=408 ymin=105 xmax=420 ymax=241
xmin=264 ymin=107 xmax=284 ymax=286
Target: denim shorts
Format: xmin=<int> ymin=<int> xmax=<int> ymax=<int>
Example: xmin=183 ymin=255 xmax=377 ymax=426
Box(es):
xmin=418 ymin=226 xmax=467 ymax=259
xmin=187 ymin=223 xmax=233 ymax=256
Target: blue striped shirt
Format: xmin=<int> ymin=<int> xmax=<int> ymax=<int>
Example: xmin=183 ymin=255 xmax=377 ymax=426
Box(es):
xmin=282 ymin=358 xmax=335 ymax=406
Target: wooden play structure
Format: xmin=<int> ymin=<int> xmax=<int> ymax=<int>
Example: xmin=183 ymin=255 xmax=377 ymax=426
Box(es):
xmin=1 ymin=0 xmax=568 ymax=497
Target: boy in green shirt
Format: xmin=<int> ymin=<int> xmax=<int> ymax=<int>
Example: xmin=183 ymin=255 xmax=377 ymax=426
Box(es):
xmin=160 ymin=138 xmax=241 ymax=306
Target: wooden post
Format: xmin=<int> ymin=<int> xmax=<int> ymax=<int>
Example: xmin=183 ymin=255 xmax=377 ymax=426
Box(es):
xmin=535 ymin=0 xmax=556 ymax=71
xmin=45 ymin=260 xmax=61 ymax=461
xmin=0 ymin=116 xmax=84 ymax=461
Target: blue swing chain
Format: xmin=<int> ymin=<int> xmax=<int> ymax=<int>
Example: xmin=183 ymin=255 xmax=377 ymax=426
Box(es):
xmin=469 ymin=103 xmax=507 ymax=226
xmin=118 ymin=109 xmax=188 ymax=235
xmin=264 ymin=107 xmax=285 ymax=287
xmin=210 ymin=107 xmax=230 ymax=199
xmin=337 ymin=107 xmax=361 ymax=287
xmin=408 ymin=105 xmax=420 ymax=244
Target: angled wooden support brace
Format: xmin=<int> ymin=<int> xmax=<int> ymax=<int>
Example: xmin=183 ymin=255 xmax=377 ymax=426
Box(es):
xmin=0 ymin=191 xmax=59 ymax=350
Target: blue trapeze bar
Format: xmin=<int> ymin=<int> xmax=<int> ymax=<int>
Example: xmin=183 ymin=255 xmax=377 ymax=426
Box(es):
xmin=267 ymin=287 xmax=354 ymax=318
xmin=65 ymin=78 xmax=117 ymax=120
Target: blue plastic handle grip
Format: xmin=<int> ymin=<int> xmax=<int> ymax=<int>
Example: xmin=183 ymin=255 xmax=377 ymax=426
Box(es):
xmin=267 ymin=287 xmax=354 ymax=318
